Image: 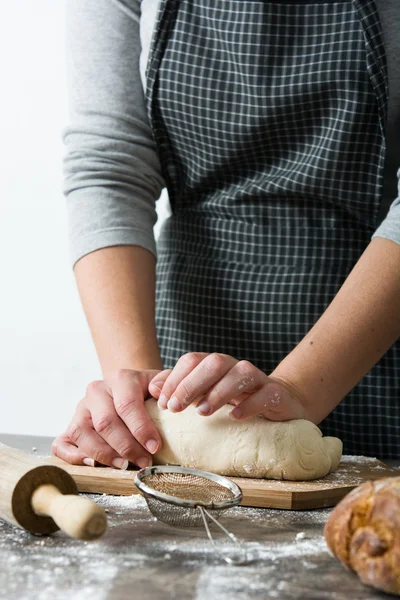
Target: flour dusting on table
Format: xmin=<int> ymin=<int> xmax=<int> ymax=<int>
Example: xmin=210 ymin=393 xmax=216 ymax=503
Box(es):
xmin=1 ymin=454 xmax=396 ymax=599
xmin=0 ymin=492 xmax=334 ymax=599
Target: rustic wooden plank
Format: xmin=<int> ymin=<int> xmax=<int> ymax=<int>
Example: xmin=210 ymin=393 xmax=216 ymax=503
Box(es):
xmin=47 ymin=456 xmax=398 ymax=509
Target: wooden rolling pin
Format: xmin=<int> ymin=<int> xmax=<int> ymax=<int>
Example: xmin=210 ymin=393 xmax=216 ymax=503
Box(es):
xmin=0 ymin=443 xmax=107 ymax=540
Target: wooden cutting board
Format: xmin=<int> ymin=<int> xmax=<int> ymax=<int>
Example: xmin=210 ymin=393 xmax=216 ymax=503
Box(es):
xmin=48 ymin=455 xmax=398 ymax=510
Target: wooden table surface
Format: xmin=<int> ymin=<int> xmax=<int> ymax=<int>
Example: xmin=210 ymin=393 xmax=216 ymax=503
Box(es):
xmin=0 ymin=433 xmax=398 ymax=600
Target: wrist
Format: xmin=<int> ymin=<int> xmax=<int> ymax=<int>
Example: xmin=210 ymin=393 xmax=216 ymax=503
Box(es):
xmin=268 ymin=368 xmax=332 ymax=424
xmin=101 ymin=351 xmax=164 ymax=379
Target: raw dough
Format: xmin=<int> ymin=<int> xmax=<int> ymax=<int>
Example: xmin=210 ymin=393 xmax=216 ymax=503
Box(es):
xmin=145 ymin=398 xmax=342 ymax=481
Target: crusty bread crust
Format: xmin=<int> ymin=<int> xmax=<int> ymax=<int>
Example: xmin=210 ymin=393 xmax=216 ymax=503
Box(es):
xmin=324 ymin=477 xmax=400 ymax=595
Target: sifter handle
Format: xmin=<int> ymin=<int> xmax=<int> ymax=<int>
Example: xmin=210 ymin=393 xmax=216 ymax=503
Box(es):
xmin=31 ymin=484 xmax=107 ymax=540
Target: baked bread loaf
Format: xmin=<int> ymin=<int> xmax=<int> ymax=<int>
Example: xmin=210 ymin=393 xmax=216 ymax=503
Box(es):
xmin=324 ymin=477 xmax=400 ymax=595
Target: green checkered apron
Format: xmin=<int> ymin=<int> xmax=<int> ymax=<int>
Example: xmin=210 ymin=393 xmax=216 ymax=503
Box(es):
xmin=145 ymin=0 xmax=399 ymax=458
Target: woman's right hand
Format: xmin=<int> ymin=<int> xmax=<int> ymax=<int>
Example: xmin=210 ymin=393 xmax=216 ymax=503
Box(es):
xmin=52 ymin=369 xmax=163 ymax=469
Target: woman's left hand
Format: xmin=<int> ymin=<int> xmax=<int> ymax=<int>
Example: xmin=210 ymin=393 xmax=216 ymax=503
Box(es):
xmin=148 ymin=352 xmax=308 ymax=422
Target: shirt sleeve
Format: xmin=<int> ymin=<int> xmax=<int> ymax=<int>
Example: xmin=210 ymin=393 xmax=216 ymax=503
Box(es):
xmin=63 ymin=0 xmax=164 ymax=266
xmin=372 ymin=172 xmax=400 ymax=245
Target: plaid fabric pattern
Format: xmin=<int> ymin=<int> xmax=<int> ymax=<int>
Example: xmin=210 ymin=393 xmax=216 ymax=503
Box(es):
xmin=146 ymin=0 xmax=399 ymax=458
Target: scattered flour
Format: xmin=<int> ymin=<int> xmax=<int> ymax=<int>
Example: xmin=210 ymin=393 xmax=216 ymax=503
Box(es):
xmin=0 ymin=493 xmax=333 ymax=599
xmin=1 ymin=453 xmax=395 ymax=600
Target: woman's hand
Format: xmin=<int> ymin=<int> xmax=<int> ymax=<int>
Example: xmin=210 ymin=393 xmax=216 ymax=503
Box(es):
xmin=52 ymin=369 xmax=163 ymax=469
xmin=148 ymin=353 xmax=308 ymax=422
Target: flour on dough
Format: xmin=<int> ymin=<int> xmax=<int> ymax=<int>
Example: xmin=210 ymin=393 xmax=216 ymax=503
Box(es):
xmin=145 ymin=398 xmax=342 ymax=481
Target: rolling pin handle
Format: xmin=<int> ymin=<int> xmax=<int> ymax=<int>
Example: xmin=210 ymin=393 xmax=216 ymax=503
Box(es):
xmin=31 ymin=484 xmax=107 ymax=540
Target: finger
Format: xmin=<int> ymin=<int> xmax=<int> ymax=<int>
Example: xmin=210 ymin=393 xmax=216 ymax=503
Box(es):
xmin=88 ymin=382 xmax=154 ymax=468
xmin=165 ymin=353 xmax=237 ymax=413
xmin=196 ymin=360 xmax=267 ymax=416
xmin=111 ymin=370 xmax=162 ymax=457
xmin=231 ymin=380 xmax=305 ymax=421
xmin=148 ymin=369 xmax=172 ymax=402
xmin=157 ymin=353 xmax=209 ymax=410
xmin=52 ymin=433 xmax=91 ymax=466
xmin=65 ymin=410 xmax=131 ymax=469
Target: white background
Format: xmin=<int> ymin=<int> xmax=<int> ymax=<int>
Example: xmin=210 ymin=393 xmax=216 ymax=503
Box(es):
xmin=0 ymin=1 xmax=166 ymax=437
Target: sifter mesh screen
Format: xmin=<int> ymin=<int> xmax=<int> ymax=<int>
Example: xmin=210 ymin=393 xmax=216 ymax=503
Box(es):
xmin=141 ymin=471 xmax=235 ymax=503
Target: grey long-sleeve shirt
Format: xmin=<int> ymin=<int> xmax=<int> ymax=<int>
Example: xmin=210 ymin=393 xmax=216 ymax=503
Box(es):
xmin=63 ymin=0 xmax=400 ymax=266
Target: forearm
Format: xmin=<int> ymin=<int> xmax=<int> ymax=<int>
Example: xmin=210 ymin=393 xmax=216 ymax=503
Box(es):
xmin=65 ymin=0 xmax=164 ymax=378
xmin=74 ymin=245 xmax=163 ymax=377
xmin=271 ymin=237 xmax=400 ymax=423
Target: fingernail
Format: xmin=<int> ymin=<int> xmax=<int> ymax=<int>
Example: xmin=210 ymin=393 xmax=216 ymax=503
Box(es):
xmin=159 ymin=393 xmax=169 ymax=409
xmin=145 ymin=439 xmax=159 ymax=454
xmin=168 ymin=396 xmax=182 ymax=412
xmin=83 ymin=457 xmax=95 ymax=467
xmin=197 ymin=400 xmax=211 ymax=415
xmin=232 ymin=406 xmax=243 ymax=419
xmin=151 ymin=381 xmax=163 ymax=391
xmin=112 ymin=457 xmax=129 ymax=470
xmin=137 ymin=457 xmax=152 ymax=469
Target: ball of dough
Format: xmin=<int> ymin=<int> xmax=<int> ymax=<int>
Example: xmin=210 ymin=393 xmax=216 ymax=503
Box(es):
xmin=145 ymin=398 xmax=342 ymax=481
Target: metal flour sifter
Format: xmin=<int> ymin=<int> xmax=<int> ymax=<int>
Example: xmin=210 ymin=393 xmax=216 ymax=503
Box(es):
xmin=134 ymin=465 xmax=248 ymax=565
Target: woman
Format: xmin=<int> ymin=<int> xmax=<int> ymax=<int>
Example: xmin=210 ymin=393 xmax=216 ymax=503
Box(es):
xmin=53 ymin=0 xmax=400 ymax=470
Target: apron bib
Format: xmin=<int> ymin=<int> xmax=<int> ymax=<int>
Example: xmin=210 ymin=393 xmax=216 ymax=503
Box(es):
xmin=145 ymin=0 xmax=399 ymax=458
